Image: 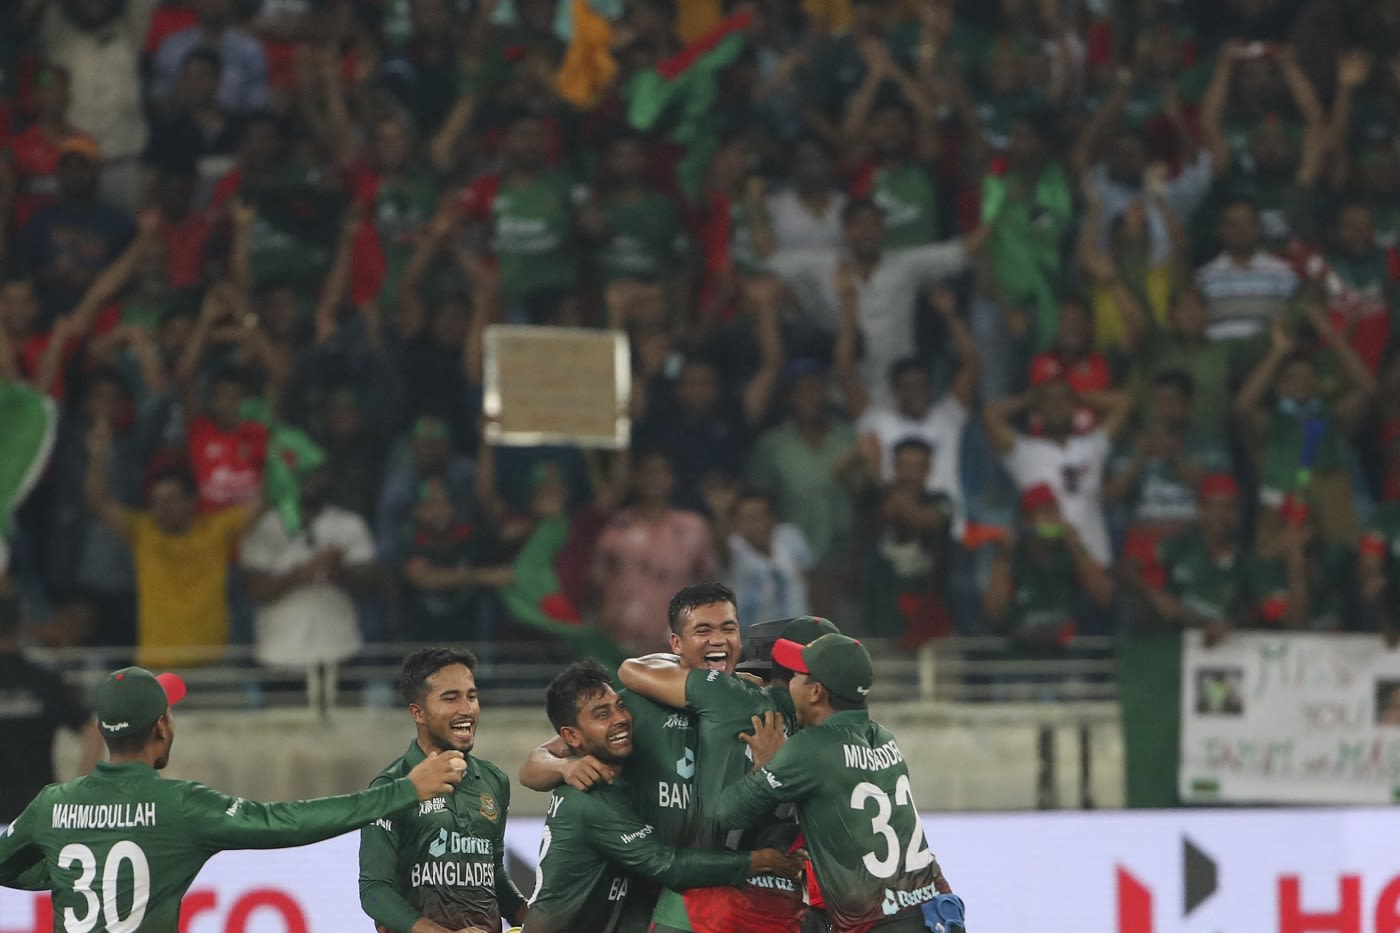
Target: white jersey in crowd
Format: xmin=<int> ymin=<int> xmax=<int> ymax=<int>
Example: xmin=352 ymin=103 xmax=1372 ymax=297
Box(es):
xmin=726 ymin=525 xmax=814 ymax=625
xmin=1001 ymin=429 xmax=1114 ymax=565
xmin=239 ymin=506 xmax=374 ymax=668
xmin=857 ymin=396 xmax=968 ymax=532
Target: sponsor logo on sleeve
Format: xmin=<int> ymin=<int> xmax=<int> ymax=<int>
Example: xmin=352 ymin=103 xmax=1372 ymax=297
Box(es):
xmin=225 ymin=799 xmax=245 ymax=818
xmin=619 ymin=825 xmax=654 ymax=844
xmin=706 ymin=671 xmax=720 ymax=682
xmin=372 ymin=818 xmax=393 ymax=832
xmin=762 ymin=770 xmax=783 ymax=790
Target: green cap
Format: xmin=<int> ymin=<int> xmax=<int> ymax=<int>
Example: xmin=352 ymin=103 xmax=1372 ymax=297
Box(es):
xmin=771 ymin=634 xmax=873 ymax=703
xmin=738 ymin=617 xmax=841 ymax=675
xmin=93 ymin=668 xmax=187 ymax=738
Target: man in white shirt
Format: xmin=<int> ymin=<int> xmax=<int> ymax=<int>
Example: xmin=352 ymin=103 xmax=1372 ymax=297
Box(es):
xmin=765 ymin=136 xmax=846 ymax=252
xmin=984 ymin=380 xmax=1134 ymax=565
xmin=846 ymin=287 xmax=979 ymax=529
xmin=240 ymin=466 xmax=381 ymax=684
xmin=763 ymin=199 xmax=987 ymax=406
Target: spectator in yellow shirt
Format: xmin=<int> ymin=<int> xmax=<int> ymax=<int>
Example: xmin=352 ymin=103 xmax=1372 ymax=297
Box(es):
xmin=84 ymin=419 xmax=255 ymax=669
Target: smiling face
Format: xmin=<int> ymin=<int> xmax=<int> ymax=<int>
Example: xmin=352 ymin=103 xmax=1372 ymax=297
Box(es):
xmin=411 ymin=663 xmax=480 ymax=754
xmin=670 ymin=600 xmax=741 ymax=674
xmin=560 ymin=685 xmax=634 ymax=764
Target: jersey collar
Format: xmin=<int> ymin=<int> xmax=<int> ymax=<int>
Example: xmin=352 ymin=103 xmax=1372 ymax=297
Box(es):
xmin=823 ymin=709 xmax=872 ymax=729
xmin=94 ymin=760 xmax=159 ymax=777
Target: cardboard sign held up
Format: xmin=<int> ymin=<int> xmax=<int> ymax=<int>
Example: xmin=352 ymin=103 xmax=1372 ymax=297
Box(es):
xmin=483 ymin=326 xmax=631 ymax=449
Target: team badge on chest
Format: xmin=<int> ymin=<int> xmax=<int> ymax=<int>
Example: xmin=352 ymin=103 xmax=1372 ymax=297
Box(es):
xmin=479 ymin=794 xmax=499 ymax=822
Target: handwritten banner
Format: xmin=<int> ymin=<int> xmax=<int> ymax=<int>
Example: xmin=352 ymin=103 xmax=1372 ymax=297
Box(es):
xmin=483 ymin=325 xmax=631 ymax=449
xmin=1179 ymin=631 xmax=1400 ymax=804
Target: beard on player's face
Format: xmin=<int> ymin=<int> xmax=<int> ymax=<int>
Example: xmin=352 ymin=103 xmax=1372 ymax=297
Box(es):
xmin=418 ymin=698 xmax=479 ymax=754
xmin=565 ymin=698 xmax=634 ymax=764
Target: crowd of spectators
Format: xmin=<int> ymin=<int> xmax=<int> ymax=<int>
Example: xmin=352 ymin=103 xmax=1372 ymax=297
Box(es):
xmin=2 ymin=0 xmax=1400 ymax=680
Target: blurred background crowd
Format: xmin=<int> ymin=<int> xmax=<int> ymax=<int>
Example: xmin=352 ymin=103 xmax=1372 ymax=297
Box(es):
xmin=2 ymin=0 xmax=1400 ymax=684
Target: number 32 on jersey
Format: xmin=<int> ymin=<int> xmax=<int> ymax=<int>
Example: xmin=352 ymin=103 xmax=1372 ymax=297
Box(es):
xmin=850 ymin=775 xmax=932 ymax=879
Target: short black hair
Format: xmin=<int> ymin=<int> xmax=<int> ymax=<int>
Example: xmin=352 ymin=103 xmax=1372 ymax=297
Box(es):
xmin=148 ymin=465 xmax=198 ymax=498
xmin=86 ymin=365 xmax=131 ymax=398
xmin=1 ymin=271 xmax=35 ymax=290
xmin=843 ymin=198 xmax=882 ymax=226
xmin=546 ymin=659 xmax=614 ymax=733
xmin=892 ymin=437 xmax=934 ymax=460
xmin=1152 ymin=369 xmax=1195 ymax=399
xmin=105 ymin=725 xmax=160 ymax=756
xmin=181 ymin=46 xmax=223 ymax=74
xmin=888 ymin=357 xmax=932 ymax=385
xmin=399 ymin=647 xmax=479 ymax=706
xmin=210 ymin=364 xmax=250 ymax=393
xmin=667 ymin=582 xmax=738 ymax=635
xmin=1219 ymin=194 xmax=1260 ymax=217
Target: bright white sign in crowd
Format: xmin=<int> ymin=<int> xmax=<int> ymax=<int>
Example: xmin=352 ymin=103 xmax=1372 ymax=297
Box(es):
xmin=5 ymin=809 xmax=1400 ymax=932
xmin=1180 ymin=630 xmax=1400 ymax=804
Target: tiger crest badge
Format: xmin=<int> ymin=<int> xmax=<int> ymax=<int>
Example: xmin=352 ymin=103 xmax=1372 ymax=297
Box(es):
xmin=479 ymin=793 xmax=499 ymax=821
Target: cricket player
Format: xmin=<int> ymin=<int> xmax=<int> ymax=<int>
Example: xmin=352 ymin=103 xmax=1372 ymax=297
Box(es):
xmin=523 ymin=660 xmax=802 ymax=933
xmin=518 ymin=583 xmax=744 ymax=921
xmin=619 ymin=607 xmax=841 ymax=933
xmin=360 ymin=647 xmax=528 ymax=933
xmin=0 ymin=666 xmax=467 ymax=930
xmin=715 ymin=634 xmax=966 ymax=933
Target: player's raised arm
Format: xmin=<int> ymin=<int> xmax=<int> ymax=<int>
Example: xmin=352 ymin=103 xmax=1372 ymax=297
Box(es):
xmin=186 ymin=752 xmax=466 ymax=852
xmin=518 ymin=735 xmax=618 ymax=792
xmin=617 ymin=654 xmax=689 ymax=709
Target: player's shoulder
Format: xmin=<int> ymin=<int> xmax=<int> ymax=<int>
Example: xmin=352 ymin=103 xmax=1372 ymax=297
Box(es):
xmin=370 ymin=752 xmax=415 ymax=786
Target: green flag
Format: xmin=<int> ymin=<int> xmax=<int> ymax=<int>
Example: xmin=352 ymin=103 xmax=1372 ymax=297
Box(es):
xmin=238 ymin=399 xmax=325 ymax=534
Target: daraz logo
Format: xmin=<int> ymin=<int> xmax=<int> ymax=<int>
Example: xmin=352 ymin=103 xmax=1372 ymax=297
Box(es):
xmin=1117 ymin=837 xmax=1217 ymax=932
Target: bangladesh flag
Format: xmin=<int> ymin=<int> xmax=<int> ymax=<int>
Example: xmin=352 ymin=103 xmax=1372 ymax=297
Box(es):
xmin=0 ymin=381 xmax=58 ymax=570
xmin=239 ymin=399 xmax=326 ymax=535
xmin=625 ymin=10 xmax=753 ymax=198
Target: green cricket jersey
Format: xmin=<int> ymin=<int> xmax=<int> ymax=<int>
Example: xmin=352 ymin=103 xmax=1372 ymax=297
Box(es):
xmin=359 ymin=742 xmax=525 ymax=933
xmin=714 ymin=710 xmax=947 ymax=933
xmin=489 ymin=172 xmax=585 ymax=306
xmin=1161 ymin=535 xmax=1251 ymax=626
xmin=619 ymin=688 xmax=697 ymax=845
xmin=596 ymin=192 xmax=688 ymax=283
xmin=681 ymin=670 xmax=802 ymax=899
xmin=0 ymin=759 xmax=419 ymax=932
xmin=524 ymin=775 xmax=750 ymax=933
xmin=1004 ymin=540 xmax=1080 ymax=635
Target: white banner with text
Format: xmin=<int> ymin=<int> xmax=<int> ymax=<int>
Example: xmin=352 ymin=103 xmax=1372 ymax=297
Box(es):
xmin=7 ymin=809 xmax=1400 ymax=932
xmin=1179 ymin=630 xmax=1400 ymax=804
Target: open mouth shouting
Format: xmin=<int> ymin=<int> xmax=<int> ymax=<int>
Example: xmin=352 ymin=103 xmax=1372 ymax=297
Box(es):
xmin=703 ymin=649 xmax=730 ymax=673
xmin=449 ymin=716 xmax=475 ymax=745
xmin=606 ymin=724 xmax=633 ymax=755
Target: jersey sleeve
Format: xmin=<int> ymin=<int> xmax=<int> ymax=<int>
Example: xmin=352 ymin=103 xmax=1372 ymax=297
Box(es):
xmin=684 ymin=668 xmax=762 ymax=721
xmin=712 ymin=734 xmax=816 ymax=830
xmin=182 ymin=777 xmax=417 ymax=852
xmin=357 ymin=775 xmax=421 ymax=933
xmin=0 ymin=795 xmax=46 ymax=888
xmin=493 ymin=777 xmax=527 ymax=923
xmin=578 ymin=793 xmax=749 ymax=890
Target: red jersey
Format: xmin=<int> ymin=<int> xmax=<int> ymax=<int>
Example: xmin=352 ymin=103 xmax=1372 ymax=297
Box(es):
xmin=6 ymin=124 xmax=80 ymax=229
xmin=1028 ymin=351 xmax=1113 ymax=434
xmin=188 ymin=416 xmax=269 ymax=511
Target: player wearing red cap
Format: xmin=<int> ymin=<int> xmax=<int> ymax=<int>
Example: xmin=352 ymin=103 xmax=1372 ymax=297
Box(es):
xmin=0 ymin=667 xmax=467 ymax=930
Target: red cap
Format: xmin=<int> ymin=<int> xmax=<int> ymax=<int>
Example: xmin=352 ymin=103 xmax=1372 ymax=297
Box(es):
xmin=1197 ymin=473 xmax=1240 ymax=501
xmin=1019 ymin=483 xmax=1058 ymax=514
xmin=771 ymin=638 xmax=809 ymax=674
xmin=1028 ymin=354 xmax=1064 ymax=386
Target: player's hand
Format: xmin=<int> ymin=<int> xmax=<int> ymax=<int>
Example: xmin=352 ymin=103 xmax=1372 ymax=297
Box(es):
xmin=738 ymin=712 xmax=786 ymax=769
xmin=748 ymin=848 xmax=805 ymax=880
xmin=562 ymin=754 xmax=619 ymax=791
xmin=407 ymin=750 xmax=468 ymax=800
